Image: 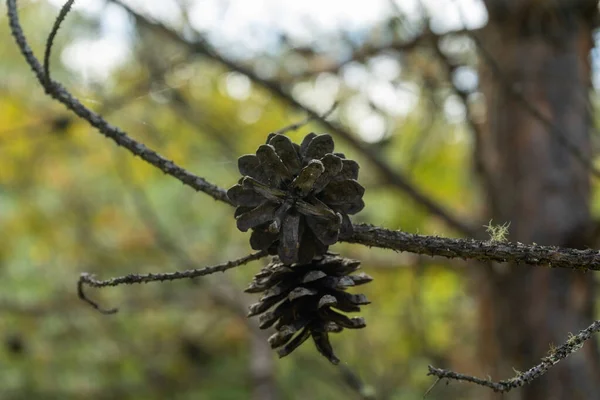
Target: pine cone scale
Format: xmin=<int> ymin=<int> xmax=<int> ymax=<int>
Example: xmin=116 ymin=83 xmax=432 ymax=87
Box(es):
xmin=269 ymin=135 xmax=302 ymax=174
xmin=236 ymin=202 xmax=279 ymax=232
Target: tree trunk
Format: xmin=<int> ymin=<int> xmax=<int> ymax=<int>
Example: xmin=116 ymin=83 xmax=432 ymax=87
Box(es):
xmin=476 ymin=1 xmax=600 ymax=399
xmin=250 ymin=327 xmax=278 ymax=400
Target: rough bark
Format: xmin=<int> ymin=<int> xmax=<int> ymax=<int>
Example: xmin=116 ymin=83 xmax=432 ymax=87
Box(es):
xmin=476 ymin=1 xmax=600 ymax=399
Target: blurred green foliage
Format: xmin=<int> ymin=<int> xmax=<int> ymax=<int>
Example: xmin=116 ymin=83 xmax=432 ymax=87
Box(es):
xmin=0 ymin=2 xmax=481 ymax=399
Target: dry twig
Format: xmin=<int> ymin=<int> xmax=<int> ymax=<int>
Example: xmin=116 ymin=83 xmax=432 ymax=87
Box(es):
xmin=77 ymin=250 xmax=268 ymax=314
xmin=428 ymin=319 xmax=600 ymax=392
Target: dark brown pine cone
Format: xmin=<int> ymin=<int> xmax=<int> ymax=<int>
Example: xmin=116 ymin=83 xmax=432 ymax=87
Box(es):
xmin=246 ymin=254 xmax=372 ymax=364
xmin=227 ymin=133 xmax=365 ymax=264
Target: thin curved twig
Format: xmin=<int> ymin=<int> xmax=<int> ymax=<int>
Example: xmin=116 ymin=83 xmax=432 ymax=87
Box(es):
xmin=43 ymin=0 xmax=75 ymax=82
xmin=77 ymin=250 xmax=268 ymax=314
xmin=428 ymin=319 xmax=600 ymax=393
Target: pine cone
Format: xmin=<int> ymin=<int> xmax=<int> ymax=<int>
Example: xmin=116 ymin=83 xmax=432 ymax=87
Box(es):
xmin=228 ymin=133 xmax=365 ymax=264
xmin=246 ymin=254 xmax=372 ymax=364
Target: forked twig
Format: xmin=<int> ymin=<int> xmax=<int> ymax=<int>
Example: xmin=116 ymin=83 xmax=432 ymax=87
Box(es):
xmin=428 ymin=319 xmax=600 ymax=393
xmin=77 ymin=250 xmax=268 ymax=314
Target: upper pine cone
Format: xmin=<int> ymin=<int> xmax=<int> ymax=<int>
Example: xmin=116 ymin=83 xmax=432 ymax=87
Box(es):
xmin=227 ymin=133 xmax=365 ymax=264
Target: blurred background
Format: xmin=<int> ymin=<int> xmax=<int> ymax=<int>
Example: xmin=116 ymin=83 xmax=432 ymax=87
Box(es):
xmin=0 ymin=0 xmax=599 ymax=399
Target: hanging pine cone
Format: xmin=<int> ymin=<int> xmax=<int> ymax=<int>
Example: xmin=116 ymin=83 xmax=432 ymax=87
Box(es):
xmin=246 ymin=254 xmax=372 ymax=364
xmin=227 ymin=133 xmax=365 ymax=264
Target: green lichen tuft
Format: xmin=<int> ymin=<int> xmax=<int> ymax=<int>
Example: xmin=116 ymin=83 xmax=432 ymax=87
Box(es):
xmin=484 ymin=220 xmax=511 ymax=242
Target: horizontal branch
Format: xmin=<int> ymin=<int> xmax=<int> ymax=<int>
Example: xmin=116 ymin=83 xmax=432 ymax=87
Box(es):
xmin=77 ymin=224 xmax=600 ymax=315
xmin=428 ymin=319 xmax=600 ymax=393
xmin=77 ymin=250 xmax=268 ymax=314
xmin=6 ymin=0 xmax=231 ymax=205
xmin=346 ymin=224 xmax=600 ymax=271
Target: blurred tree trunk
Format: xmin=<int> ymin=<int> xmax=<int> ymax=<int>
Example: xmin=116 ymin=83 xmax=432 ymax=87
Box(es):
xmin=476 ymin=1 xmax=600 ymax=399
xmin=250 ymin=330 xmax=278 ymax=400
